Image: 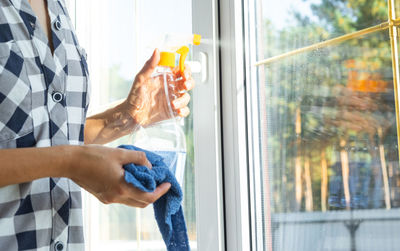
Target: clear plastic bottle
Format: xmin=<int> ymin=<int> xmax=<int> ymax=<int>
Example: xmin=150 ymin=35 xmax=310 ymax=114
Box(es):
xmin=131 ymin=42 xmax=199 ymax=186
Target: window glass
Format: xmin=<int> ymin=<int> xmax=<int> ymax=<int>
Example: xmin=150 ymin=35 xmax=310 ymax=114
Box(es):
xmin=259 ymin=0 xmax=388 ymax=60
xmin=251 ymin=0 xmax=400 ymax=250
xmin=73 ymin=0 xmax=196 ymax=250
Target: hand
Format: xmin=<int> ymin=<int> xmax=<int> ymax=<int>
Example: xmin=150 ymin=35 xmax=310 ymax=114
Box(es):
xmin=122 ymin=49 xmax=195 ymax=127
xmin=67 ymin=145 xmax=171 ymax=208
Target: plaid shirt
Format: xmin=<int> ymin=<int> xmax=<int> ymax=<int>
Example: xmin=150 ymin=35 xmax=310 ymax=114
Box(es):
xmin=0 ymin=0 xmax=89 ymax=250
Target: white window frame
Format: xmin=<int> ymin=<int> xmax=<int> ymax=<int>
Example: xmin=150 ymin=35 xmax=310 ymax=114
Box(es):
xmin=218 ymin=0 xmax=254 ymax=250
xmin=192 ymin=0 xmax=225 ymax=250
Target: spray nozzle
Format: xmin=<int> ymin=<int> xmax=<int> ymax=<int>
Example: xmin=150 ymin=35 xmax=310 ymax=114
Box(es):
xmin=192 ymin=34 xmax=201 ymax=46
xmin=157 ymin=34 xmax=201 ymax=73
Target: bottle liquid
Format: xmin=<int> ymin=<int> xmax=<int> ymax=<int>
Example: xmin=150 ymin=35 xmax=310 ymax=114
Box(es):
xmin=131 ymin=35 xmax=201 ymax=186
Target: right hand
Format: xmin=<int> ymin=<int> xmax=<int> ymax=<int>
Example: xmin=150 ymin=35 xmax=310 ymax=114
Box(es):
xmin=66 ymin=145 xmax=171 ymax=208
xmin=123 ymin=49 xmax=194 ymax=128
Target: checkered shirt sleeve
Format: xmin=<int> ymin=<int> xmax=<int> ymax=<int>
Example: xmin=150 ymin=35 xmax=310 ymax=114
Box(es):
xmin=0 ymin=0 xmax=89 ymax=250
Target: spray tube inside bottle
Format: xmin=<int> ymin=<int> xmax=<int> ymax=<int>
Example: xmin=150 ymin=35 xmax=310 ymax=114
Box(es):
xmin=131 ymin=34 xmax=201 ymax=186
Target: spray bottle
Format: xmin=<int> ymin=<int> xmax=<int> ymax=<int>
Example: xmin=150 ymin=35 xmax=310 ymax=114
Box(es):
xmin=131 ymin=34 xmax=201 ymax=186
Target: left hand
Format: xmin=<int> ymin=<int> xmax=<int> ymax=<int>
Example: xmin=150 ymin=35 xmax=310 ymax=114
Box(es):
xmin=122 ymin=49 xmax=195 ymax=127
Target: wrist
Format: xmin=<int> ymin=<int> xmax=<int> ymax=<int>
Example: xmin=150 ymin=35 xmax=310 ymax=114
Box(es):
xmin=55 ymin=145 xmax=81 ymax=179
xmin=116 ymin=100 xmax=139 ymax=134
xmin=85 ymin=101 xmax=138 ymax=145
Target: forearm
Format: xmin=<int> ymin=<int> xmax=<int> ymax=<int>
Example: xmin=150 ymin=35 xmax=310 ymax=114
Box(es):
xmin=84 ymin=102 xmax=136 ymax=145
xmin=0 ymin=145 xmax=74 ymax=187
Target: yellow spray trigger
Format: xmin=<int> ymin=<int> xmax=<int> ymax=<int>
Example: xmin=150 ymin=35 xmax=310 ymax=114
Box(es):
xmin=177 ymin=46 xmax=189 ymax=73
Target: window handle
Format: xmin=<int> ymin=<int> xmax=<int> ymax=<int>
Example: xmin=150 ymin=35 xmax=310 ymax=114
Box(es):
xmin=187 ymin=51 xmax=208 ymax=83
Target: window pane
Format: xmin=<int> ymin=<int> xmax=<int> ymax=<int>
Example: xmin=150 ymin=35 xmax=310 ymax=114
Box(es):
xmin=259 ymin=0 xmax=388 ymax=60
xmin=251 ymin=0 xmax=400 ymax=250
xmin=74 ymin=0 xmax=196 ymax=250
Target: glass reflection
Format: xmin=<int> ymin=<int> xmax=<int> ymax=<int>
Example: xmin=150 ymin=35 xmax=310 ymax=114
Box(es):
xmin=262 ymin=31 xmax=400 ymax=250
xmin=263 ymin=28 xmax=397 ymax=210
xmin=257 ymin=0 xmax=400 ymax=250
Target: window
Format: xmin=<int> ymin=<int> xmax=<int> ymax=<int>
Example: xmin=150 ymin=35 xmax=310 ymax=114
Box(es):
xmin=67 ymin=0 xmax=212 ymax=250
xmin=245 ymin=0 xmax=400 ymax=250
xmin=64 ymin=0 xmax=400 ymax=250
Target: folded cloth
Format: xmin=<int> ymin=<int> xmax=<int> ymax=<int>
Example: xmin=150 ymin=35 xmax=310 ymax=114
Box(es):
xmin=118 ymin=145 xmax=190 ymax=251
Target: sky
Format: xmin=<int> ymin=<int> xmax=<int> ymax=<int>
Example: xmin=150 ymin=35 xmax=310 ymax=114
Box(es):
xmin=263 ymin=0 xmax=321 ymax=30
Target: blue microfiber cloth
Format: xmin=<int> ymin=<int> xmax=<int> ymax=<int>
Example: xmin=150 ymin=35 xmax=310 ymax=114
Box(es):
xmin=118 ymin=145 xmax=190 ymax=251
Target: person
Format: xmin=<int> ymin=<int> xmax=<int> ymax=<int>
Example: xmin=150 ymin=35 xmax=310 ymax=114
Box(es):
xmin=0 ymin=0 xmax=194 ymax=250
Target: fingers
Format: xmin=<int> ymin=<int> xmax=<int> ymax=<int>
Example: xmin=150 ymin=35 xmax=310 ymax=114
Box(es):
xmin=181 ymin=66 xmax=192 ymax=81
xmin=172 ymin=93 xmax=190 ymax=110
xmin=172 ymin=64 xmax=191 ymax=79
xmin=120 ymin=149 xmax=152 ymax=169
xmin=120 ymin=182 xmax=172 ymax=208
xmin=140 ymin=182 xmax=172 ymax=203
xmin=176 ymin=78 xmax=195 ymax=92
xmin=177 ymin=107 xmax=190 ymax=117
xmin=135 ymin=49 xmax=161 ymax=82
xmin=174 ymin=66 xmax=195 ymax=91
xmin=171 ymin=92 xmax=190 ymax=117
xmin=119 ymin=198 xmax=148 ymax=208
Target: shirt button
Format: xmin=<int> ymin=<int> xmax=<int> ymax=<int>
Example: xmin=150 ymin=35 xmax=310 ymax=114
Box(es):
xmin=54 ymin=20 xmax=62 ymax=30
xmin=54 ymin=241 xmax=64 ymax=251
xmin=52 ymin=91 xmax=63 ymax=103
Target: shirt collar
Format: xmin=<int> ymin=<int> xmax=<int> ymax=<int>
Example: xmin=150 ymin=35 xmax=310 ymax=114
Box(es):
xmin=9 ymin=0 xmax=60 ymax=24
